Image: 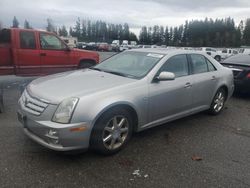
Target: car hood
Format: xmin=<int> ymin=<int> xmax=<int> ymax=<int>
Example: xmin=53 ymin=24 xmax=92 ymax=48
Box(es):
xmin=27 ymin=69 xmax=137 ymax=104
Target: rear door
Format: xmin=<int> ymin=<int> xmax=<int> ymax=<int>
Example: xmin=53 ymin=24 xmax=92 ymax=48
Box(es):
xmin=16 ymin=30 xmax=41 ymax=75
xmin=188 ymin=54 xmax=219 ymax=107
xmin=39 ymin=32 xmax=71 ymax=75
xmin=149 ymin=54 xmax=193 ymax=122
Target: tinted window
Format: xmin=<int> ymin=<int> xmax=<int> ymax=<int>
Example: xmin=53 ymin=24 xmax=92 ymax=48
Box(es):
xmin=0 ymin=29 xmax=11 ymax=43
xmin=20 ymin=31 xmax=36 ymax=49
xmin=40 ymin=33 xmax=66 ymax=50
xmin=190 ymin=54 xmax=208 ymax=74
xmin=161 ymin=54 xmax=189 ymax=77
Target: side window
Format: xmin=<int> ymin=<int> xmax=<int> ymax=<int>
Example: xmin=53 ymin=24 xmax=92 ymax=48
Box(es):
xmin=161 ymin=54 xmax=189 ymax=78
xmin=20 ymin=31 xmax=36 ymax=49
xmin=206 ymin=58 xmax=217 ymax=72
xmin=190 ymin=54 xmax=208 ymax=74
xmin=40 ymin=33 xmax=66 ymax=50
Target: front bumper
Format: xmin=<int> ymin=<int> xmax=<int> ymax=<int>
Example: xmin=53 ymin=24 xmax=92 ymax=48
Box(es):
xmin=17 ymin=109 xmax=92 ymax=151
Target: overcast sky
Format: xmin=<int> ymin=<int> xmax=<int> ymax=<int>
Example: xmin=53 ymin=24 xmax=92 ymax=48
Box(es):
xmin=0 ymin=0 xmax=250 ymax=35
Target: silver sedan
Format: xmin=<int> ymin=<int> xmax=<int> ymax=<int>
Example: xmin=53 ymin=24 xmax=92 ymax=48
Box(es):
xmin=17 ymin=49 xmax=234 ymax=154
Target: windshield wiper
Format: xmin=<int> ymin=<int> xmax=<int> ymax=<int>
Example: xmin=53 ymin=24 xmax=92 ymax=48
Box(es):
xmin=104 ymin=70 xmax=137 ymax=79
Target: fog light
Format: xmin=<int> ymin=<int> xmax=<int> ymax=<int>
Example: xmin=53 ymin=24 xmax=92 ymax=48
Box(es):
xmin=45 ymin=129 xmax=60 ymax=145
xmin=48 ymin=138 xmax=59 ymax=145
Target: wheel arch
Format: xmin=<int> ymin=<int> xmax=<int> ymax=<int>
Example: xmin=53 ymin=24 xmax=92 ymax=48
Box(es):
xmin=78 ymin=59 xmax=97 ymax=68
xmin=92 ymin=102 xmax=139 ymax=133
xmin=217 ymin=85 xmax=229 ymax=100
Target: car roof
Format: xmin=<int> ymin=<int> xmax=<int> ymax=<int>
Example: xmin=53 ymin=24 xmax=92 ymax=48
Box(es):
xmin=223 ymin=54 xmax=250 ymax=66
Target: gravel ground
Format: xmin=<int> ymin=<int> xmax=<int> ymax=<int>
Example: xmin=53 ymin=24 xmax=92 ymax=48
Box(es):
xmin=0 ymin=52 xmax=250 ymax=188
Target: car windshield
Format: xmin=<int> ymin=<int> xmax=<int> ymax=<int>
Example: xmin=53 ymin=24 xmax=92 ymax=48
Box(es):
xmin=223 ymin=54 xmax=250 ymax=66
xmin=92 ymin=51 xmax=164 ymax=79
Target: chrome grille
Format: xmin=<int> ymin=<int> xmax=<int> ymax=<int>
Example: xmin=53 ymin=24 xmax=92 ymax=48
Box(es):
xmin=20 ymin=90 xmax=49 ymax=116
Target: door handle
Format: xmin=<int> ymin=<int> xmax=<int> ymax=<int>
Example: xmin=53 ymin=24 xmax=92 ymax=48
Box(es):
xmin=40 ymin=53 xmax=46 ymax=56
xmin=184 ymin=82 xmax=192 ymax=88
xmin=211 ymin=76 xmax=216 ymax=81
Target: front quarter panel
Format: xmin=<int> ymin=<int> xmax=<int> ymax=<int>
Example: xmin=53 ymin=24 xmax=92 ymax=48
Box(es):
xmin=71 ymin=79 xmax=149 ymax=132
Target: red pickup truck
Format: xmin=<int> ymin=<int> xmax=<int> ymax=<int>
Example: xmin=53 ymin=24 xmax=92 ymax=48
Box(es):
xmin=0 ymin=28 xmax=99 ymax=76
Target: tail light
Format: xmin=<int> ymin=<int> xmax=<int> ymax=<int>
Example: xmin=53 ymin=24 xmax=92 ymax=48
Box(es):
xmin=247 ymin=73 xmax=250 ymax=78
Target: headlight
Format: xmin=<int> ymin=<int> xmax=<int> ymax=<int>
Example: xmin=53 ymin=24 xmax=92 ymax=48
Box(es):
xmin=52 ymin=98 xmax=79 ymax=124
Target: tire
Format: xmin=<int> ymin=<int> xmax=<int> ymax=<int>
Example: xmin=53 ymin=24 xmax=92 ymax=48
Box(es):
xmin=214 ymin=55 xmax=221 ymax=62
xmin=79 ymin=61 xmax=95 ymax=69
xmin=208 ymin=88 xmax=226 ymax=115
xmin=90 ymin=107 xmax=133 ymax=155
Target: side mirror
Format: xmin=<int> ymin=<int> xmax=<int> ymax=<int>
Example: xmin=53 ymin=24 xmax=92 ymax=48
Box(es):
xmin=155 ymin=71 xmax=175 ymax=81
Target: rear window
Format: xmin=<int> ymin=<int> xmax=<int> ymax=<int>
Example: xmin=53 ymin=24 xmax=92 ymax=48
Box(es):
xmin=223 ymin=54 xmax=250 ymax=65
xmin=20 ymin=31 xmax=36 ymax=49
xmin=0 ymin=29 xmax=11 ymax=43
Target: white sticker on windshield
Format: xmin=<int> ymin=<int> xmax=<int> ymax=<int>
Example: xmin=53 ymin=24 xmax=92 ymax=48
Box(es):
xmin=147 ymin=53 xmax=164 ymax=58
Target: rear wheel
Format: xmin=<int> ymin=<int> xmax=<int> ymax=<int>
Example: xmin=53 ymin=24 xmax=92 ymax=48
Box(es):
xmin=90 ymin=108 xmax=133 ymax=155
xmin=79 ymin=60 xmax=95 ymax=69
xmin=209 ymin=88 xmax=226 ymax=115
xmin=214 ymin=55 xmax=221 ymax=62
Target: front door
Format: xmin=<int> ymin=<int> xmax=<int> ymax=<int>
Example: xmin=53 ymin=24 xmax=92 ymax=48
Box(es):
xmin=149 ymin=54 xmax=193 ymax=122
xmin=39 ymin=32 xmax=71 ymax=75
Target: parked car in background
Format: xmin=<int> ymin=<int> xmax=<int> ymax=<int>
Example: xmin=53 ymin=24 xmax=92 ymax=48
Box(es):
xmin=239 ymin=48 xmax=250 ymax=54
xmin=18 ymin=49 xmax=234 ymax=155
xmin=0 ymin=28 xmax=99 ymax=76
xmin=111 ymin=40 xmax=120 ymax=52
xmin=219 ymin=48 xmax=238 ymax=59
xmin=201 ymin=47 xmax=222 ymax=61
xmin=119 ymin=44 xmax=130 ymax=51
xmin=85 ymin=42 xmax=98 ymax=51
xmin=98 ymin=43 xmax=111 ymax=51
xmin=221 ymin=54 xmax=250 ymax=94
xmin=76 ymin=42 xmax=87 ymax=49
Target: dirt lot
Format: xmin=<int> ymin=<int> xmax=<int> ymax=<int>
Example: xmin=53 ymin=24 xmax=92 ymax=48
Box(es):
xmin=0 ymin=52 xmax=250 ymax=188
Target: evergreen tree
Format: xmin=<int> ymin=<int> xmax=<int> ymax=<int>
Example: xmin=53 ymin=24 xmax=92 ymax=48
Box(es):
xmin=243 ymin=18 xmax=250 ymax=45
xmin=81 ymin=21 xmax=87 ymax=41
xmin=24 ymin=20 xmax=32 ymax=29
xmin=72 ymin=17 xmax=81 ymax=39
xmin=69 ymin=27 xmax=73 ymax=36
xmin=164 ymin=26 xmax=169 ymax=46
xmin=58 ymin=25 xmax=68 ymax=37
xmin=46 ymin=18 xmax=56 ymax=33
xmin=12 ymin=16 xmax=19 ymax=28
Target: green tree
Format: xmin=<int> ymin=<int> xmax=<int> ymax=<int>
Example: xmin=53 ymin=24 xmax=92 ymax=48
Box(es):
xmin=164 ymin=26 xmax=169 ymax=46
xmin=24 ymin=20 xmax=32 ymax=29
xmin=243 ymin=18 xmax=250 ymax=45
xmin=58 ymin=25 xmax=68 ymax=37
xmin=46 ymin=18 xmax=56 ymax=33
xmin=12 ymin=16 xmax=19 ymax=28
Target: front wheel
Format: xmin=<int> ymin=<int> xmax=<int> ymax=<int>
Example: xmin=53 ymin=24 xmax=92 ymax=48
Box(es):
xmin=90 ymin=108 xmax=133 ymax=155
xmin=79 ymin=61 xmax=95 ymax=69
xmin=209 ymin=88 xmax=226 ymax=115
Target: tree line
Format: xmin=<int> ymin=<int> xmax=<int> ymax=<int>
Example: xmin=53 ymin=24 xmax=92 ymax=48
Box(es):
xmin=7 ymin=16 xmax=138 ymax=43
xmin=139 ymin=17 xmax=250 ymax=47
xmin=3 ymin=16 xmax=250 ymax=47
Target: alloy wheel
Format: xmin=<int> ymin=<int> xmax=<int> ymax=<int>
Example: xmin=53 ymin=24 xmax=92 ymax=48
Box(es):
xmin=213 ymin=91 xmax=225 ymax=112
xmin=102 ymin=115 xmax=129 ymax=150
